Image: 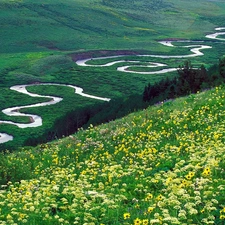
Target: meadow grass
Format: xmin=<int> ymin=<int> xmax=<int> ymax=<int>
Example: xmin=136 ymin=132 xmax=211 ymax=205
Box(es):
xmin=0 ymin=85 xmax=225 ymax=224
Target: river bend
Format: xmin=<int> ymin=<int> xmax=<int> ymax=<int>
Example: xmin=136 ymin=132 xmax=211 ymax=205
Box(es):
xmin=0 ymin=83 xmax=110 ymax=143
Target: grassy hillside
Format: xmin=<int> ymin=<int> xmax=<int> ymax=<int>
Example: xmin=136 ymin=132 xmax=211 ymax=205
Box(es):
xmin=0 ymin=0 xmax=224 ymax=54
xmin=0 ymin=85 xmax=225 ymax=224
xmin=0 ymin=0 xmax=225 ymax=149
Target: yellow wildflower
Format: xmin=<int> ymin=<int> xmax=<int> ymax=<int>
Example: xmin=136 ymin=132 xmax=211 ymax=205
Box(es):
xmin=124 ymin=213 xmax=130 ymax=220
xmin=134 ymin=218 xmax=142 ymax=225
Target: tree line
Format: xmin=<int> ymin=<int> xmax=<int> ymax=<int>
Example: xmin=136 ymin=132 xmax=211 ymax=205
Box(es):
xmin=143 ymin=58 xmax=225 ymax=103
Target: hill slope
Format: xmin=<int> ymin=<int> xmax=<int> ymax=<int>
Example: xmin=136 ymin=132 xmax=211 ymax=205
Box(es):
xmin=0 ymin=85 xmax=225 ymax=224
xmin=0 ymin=0 xmax=225 ymax=54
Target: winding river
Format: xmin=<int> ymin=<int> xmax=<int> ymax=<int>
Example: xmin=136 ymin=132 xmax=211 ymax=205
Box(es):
xmin=0 ymin=84 xmax=110 ymax=143
xmin=76 ymin=41 xmax=212 ymax=75
xmin=0 ymin=27 xmax=225 ymax=144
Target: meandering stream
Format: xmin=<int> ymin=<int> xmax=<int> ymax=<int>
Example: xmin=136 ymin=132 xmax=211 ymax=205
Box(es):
xmin=0 ymin=84 xmax=110 ymax=143
xmin=76 ymin=42 xmax=212 ymax=74
xmin=0 ymin=27 xmax=224 ymax=144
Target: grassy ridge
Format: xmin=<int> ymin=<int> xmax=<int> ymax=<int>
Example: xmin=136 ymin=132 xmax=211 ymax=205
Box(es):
xmin=0 ymin=85 xmax=225 ymax=224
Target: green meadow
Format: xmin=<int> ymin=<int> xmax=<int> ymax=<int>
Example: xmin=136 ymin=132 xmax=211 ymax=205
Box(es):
xmin=1 ymin=0 xmax=225 ymax=149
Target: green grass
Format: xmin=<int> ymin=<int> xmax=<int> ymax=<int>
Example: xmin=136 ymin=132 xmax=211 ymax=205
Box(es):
xmin=0 ymin=85 xmax=224 ymax=224
xmin=1 ymin=0 xmax=225 ymax=149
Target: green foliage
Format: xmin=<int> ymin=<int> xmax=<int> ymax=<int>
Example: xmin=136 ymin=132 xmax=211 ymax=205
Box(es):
xmin=219 ymin=55 xmax=225 ymax=80
xmin=143 ymin=59 xmax=225 ymax=103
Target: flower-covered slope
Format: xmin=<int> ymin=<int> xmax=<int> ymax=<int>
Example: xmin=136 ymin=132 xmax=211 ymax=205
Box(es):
xmin=0 ymin=85 xmax=225 ymax=225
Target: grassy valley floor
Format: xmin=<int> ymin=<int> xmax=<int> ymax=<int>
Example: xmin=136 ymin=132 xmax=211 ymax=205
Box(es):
xmin=1 ymin=0 xmax=225 ymax=149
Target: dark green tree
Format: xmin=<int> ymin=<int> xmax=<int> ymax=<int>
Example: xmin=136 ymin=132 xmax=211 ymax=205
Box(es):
xmin=219 ymin=56 xmax=225 ymax=80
